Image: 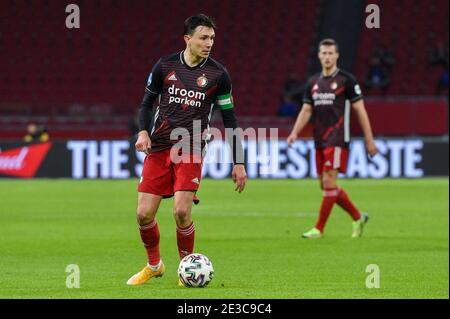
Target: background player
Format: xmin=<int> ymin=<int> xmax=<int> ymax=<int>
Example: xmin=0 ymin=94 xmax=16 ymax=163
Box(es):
xmin=287 ymin=38 xmax=378 ymax=239
xmin=127 ymin=14 xmax=247 ymax=285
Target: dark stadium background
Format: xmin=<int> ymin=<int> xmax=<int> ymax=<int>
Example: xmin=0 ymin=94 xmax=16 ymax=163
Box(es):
xmin=0 ymin=0 xmax=448 ymax=302
xmin=0 ymin=0 xmax=448 ymax=177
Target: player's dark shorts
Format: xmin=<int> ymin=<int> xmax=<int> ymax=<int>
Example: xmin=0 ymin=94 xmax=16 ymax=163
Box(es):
xmin=138 ymin=148 xmax=202 ymax=197
xmin=315 ymin=146 xmax=349 ymax=175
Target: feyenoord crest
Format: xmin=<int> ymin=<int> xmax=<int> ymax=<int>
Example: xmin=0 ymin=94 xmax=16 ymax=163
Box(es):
xmin=197 ymin=74 xmax=208 ymax=88
xmin=331 ymin=81 xmax=338 ymax=90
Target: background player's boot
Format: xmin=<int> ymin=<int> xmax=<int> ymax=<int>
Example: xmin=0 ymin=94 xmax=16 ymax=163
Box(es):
xmin=302 ymin=227 xmax=322 ymax=239
xmin=178 ymin=278 xmax=185 ymax=287
xmin=126 ymin=261 xmax=165 ymax=285
xmin=352 ymin=213 xmax=369 ymax=238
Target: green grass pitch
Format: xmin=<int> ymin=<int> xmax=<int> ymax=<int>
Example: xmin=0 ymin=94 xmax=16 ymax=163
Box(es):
xmin=0 ymin=178 xmax=448 ymax=298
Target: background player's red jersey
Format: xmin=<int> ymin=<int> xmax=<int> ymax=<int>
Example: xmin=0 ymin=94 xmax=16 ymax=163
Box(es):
xmin=303 ymin=69 xmax=363 ymax=149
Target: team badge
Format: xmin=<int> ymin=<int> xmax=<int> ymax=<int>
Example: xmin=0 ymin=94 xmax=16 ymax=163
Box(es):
xmin=197 ymin=74 xmax=208 ymax=88
xmin=331 ymin=81 xmax=338 ymax=90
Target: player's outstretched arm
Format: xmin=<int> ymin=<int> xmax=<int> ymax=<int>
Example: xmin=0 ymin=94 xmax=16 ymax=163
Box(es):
xmin=351 ymin=99 xmax=378 ymax=157
xmin=136 ymin=60 xmax=163 ymax=154
xmin=287 ymin=103 xmax=313 ymax=147
xmin=221 ymin=108 xmax=247 ymax=193
xmin=135 ymin=92 xmax=157 ymax=154
xmin=216 ymin=68 xmax=247 ymax=193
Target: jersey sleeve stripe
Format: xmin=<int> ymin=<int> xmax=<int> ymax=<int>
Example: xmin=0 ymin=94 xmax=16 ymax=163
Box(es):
xmin=217 ymin=97 xmax=232 ymax=106
xmin=145 ymin=87 xmax=158 ymax=95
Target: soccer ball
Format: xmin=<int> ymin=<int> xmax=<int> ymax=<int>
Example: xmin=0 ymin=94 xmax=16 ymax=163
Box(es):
xmin=177 ymin=253 xmax=214 ymax=287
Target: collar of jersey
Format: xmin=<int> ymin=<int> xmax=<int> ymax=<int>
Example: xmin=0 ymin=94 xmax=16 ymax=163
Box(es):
xmin=180 ymin=50 xmax=209 ymax=70
xmin=320 ymin=68 xmax=340 ymax=79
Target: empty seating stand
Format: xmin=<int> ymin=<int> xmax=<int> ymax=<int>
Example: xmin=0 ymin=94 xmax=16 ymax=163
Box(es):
xmin=0 ymin=0 xmax=319 ymax=118
xmin=0 ymin=1 xmax=447 ymax=139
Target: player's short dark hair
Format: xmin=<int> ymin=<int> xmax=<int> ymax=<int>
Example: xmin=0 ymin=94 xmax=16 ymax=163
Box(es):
xmin=184 ymin=14 xmax=216 ymax=35
xmin=318 ymin=38 xmax=339 ymax=53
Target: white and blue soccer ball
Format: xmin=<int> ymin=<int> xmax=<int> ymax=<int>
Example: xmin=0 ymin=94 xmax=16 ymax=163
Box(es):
xmin=178 ymin=253 xmax=214 ymax=288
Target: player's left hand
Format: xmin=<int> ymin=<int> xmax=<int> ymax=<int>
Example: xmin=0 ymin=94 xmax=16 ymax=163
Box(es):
xmin=232 ymin=164 xmax=247 ymax=193
xmin=286 ymin=133 xmax=298 ymax=147
xmin=366 ymin=140 xmax=378 ymax=158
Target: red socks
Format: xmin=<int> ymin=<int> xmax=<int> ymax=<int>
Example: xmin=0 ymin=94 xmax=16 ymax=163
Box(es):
xmin=315 ymin=188 xmax=362 ymax=233
xmin=336 ymin=188 xmax=361 ymax=221
xmin=315 ymin=188 xmax=338 ymax=233
xmin=176 ymin=222 xmax=195 ymax=259
xmin=139 ymin=220 xmax=196 ymax=263
xmin=139 ymin=220 xmax=160 ymax=267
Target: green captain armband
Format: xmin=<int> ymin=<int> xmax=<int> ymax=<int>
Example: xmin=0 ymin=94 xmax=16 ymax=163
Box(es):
xmin=217 ymin=93 xmax=234 ymax=110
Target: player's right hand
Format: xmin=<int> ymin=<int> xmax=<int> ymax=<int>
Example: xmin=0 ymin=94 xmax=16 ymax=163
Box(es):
xmin=366 ymin=140 xmax=378 ymax=158
xmin=286 ymin=133 xmax=298 ymax=147
xmin=135 ymin=130 xmax=151 ymax=154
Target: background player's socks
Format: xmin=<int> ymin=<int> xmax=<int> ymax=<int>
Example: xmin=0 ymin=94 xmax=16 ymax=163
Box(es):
xmin=176 ymin=222 xmax=195 ymax=259
xmin=336 ymin=188 xmax=361 ymax=221
xmin=139 ymin=219 xmax=161 ymax=266
xmin=315 ymin=188 xmax=339 ymax=233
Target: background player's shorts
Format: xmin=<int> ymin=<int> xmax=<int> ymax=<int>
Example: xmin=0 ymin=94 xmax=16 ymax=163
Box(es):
xmin=315 ymin=146 xmax=349 ymax=175
xmin=138 ymin=149 xmax=202 ymax=197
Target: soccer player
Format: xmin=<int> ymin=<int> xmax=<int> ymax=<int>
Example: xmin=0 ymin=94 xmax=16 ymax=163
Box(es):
xmin=287 ymin=38 xmax=378 ymax=239
xmin=127 ymin=14 xmax=247 ymax=285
